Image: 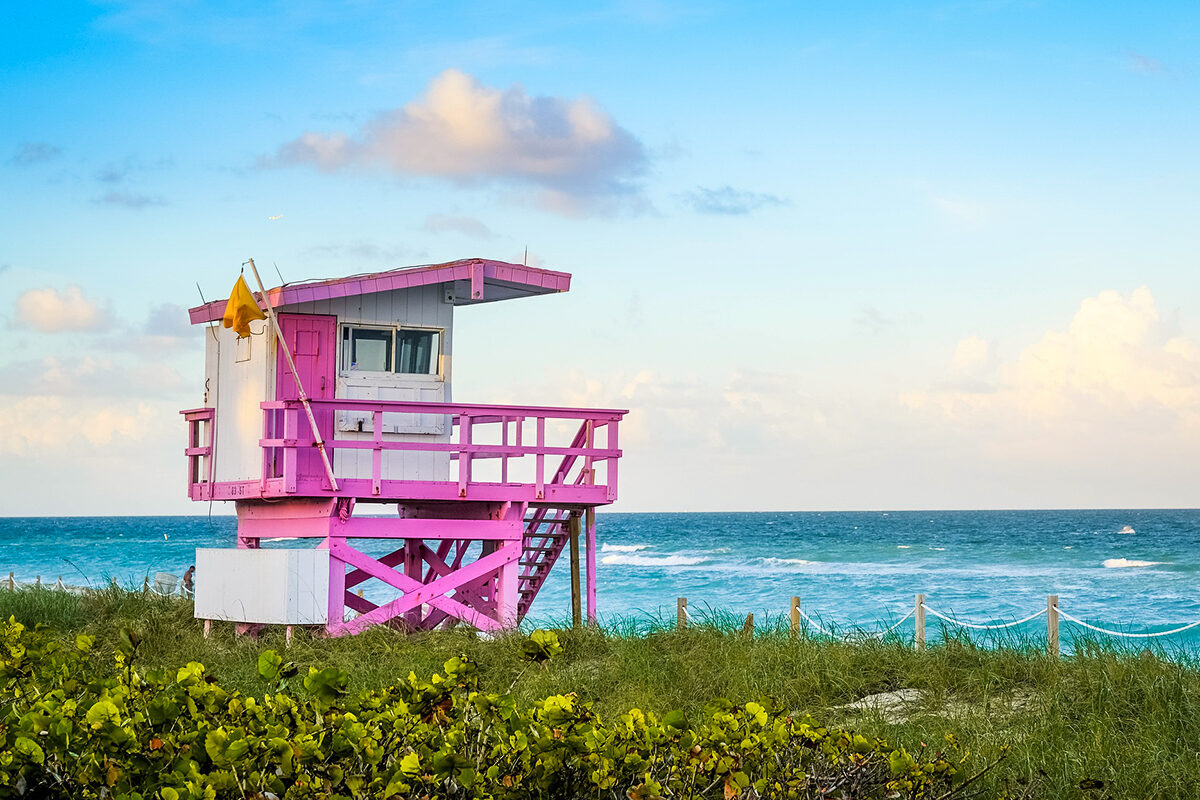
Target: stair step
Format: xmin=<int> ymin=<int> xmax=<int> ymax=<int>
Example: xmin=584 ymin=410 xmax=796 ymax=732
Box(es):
xmin=524 ymin=546 xmax=557 ymax=552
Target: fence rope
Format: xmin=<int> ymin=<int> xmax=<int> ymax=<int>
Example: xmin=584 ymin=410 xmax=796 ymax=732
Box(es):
xmin=865 ymin=607 xmax=917 ymax=638
xmin=795 ymin=607 xmax=834 ymax=636
xmin=921 ymin=603 xmax=1047 ymax=630
xmin=1055 ymin=607 xmax=1200 ymax=639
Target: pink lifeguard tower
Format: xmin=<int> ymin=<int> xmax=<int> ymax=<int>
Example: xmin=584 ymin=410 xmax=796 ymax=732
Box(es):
xmin=181 ymin=258 xmax=626 ymax=636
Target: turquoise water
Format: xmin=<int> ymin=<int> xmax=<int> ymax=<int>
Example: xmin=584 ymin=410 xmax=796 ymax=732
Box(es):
xmin=3 ymin=510 xmax=1199 ymax=643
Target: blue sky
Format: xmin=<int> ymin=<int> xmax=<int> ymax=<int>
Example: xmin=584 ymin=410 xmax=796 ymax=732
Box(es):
xmin=2 ymin=1 xmax=1199 ymax=514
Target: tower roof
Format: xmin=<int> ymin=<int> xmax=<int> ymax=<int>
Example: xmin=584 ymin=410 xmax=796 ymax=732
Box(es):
xmin=189 ymin=258 xmax=571 ymax=325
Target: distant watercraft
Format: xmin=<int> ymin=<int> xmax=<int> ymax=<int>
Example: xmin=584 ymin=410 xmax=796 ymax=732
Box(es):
xmin=1119 ymin=525 xmax=1136 ymax=535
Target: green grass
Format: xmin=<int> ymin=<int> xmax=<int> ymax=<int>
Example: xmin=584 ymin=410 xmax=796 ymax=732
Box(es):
xmin=6 ymin=587 xmax=1200 ymax=798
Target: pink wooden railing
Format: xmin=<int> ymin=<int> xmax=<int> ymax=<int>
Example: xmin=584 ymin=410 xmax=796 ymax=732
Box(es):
xmin=255 ymin=399 xmax=625 ymax=504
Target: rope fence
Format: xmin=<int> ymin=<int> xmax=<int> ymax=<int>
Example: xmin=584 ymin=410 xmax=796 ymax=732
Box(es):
xmin=2 ymin=571 xmax=194 ymax=599
xmin=674 ymin=594 xmax=1200 ymax=657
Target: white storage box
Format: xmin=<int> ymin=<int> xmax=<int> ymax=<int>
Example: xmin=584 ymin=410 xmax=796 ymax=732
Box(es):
xmin=194 ymin=548 xmax=329 ymax=625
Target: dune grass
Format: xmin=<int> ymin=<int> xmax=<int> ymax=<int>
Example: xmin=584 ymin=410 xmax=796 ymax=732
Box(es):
xmin=5 ymin=587 xmax=1200 ymax=798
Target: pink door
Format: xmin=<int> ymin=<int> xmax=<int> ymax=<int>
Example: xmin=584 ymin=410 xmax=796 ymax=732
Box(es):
xmin=275 ymin=314 xmax=337 ymax=486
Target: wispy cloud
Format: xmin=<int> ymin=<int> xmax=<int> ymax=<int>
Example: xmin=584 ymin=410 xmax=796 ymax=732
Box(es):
xmin=681 ymin=185 xmax=788 ymax=215
xmin=302 ymin=241 xmax=417 ymax=265
xmin=9 ymin=142 xmax=61 ymax=166
xmin=11 ymin=285 xmax=112 ymax=333
xmin=266 ymin=69 xmax=648 ymax=216
xmin=92 ymin=190 xmax=167 ymax=209
xmin=423 ymin=214 xmax=497 ymax=239
xmin=1124 ymin=51 xmax=1164 ymax=75
xmin=93 ymin=156 xmax=172 ymax=185
xmin=855 ymin=306 xmax=897 ymax=336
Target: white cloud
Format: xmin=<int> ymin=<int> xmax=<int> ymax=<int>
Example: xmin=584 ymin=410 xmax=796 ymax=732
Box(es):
xmin=0 ymin=396 xmax=156 ymax=455
xmin=268 ymin=69 xmax=647 ymax=213
xmin=12 ymin=285 xmax=111 ymax=333
xmin=903 ymin=287 xmax=1200 ymax=431
xmin=423 ymin=214 xmax=497 ymax=239
xmin=951 ymin=336 xmax=990 ymax=372
xmin=0 ymin=356 xmax=188 ymax=398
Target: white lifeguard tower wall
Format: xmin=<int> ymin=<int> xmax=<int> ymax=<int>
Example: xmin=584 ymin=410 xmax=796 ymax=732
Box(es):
xmin=202 ymin=282 xmax=454 ymax=485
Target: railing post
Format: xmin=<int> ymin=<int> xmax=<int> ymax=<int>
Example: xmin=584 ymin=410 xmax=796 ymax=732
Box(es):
xmin=371 ymin=409 xmax=383 ymax=496
xmin=677 ymin=597 xmax=687 ymax=630
xmin=606 ymin=420 xmax=619 ymax=501
xmin=1047 ymin=595 xmax=1059 ymax=659
xmin=915 ymin=593 xmax=926 ymax=650
xmin=535 ymin=417 xmax=546 ymax=500
xmin=500 ymin=416 xmax=509 ymax=484
xmin=790 ymin=596 xmax=801 ymax=637
xmin=457 ymin=413 xmax=471 ymax=497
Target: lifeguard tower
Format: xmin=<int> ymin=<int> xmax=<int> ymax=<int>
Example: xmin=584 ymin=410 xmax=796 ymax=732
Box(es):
xmin=181 ymin=258 xmax=625 ymax=636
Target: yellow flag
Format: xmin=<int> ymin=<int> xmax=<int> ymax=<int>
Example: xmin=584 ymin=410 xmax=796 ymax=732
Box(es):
xmin=221 ymin=275 xmax=266 ymax=338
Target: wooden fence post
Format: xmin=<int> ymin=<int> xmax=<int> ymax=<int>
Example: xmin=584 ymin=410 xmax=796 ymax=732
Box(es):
xmin=742 ymin=613 xmax=754 ymax=637
xmin=6 ymin=573 xmax=13 ymax=591
xmin=1047 ymin=595 xmax=1059 ymax=659
xmin=790 ymin=596 xmax=801 ymax=637
xmin=677 ymin=597 xmax=687 ymax=630
xmin=915 ymin=593 xmax=926 ymax=650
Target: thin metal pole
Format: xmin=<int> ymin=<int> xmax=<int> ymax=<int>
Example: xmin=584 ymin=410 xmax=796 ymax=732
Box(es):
xmin=245 ymin=258 xmax=338 ymax=491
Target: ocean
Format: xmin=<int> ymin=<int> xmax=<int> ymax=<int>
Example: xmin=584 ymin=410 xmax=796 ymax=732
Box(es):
xmin=4 ymin=510 xmax=1199 ymax=644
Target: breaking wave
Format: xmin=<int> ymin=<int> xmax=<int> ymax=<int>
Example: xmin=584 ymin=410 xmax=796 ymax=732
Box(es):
xmin=759 ymin=557 xmax=819 ymax=567
xmin=1103 ymin=558 xmax=1162 ymax=569
xmin=600 ymin=543 xmax=651 ymax=553
xmin=600 ymin=553 xmax=706 ymax=567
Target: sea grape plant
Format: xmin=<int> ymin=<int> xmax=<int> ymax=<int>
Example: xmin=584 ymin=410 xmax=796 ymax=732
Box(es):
xmin=0 ymin=616 xmax=996 ymax=799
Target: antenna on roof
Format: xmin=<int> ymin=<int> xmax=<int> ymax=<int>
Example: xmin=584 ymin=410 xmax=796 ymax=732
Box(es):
xmin=273 ymin=261 xmax=285 ymax=286
xmin=523 ymin=246 xmax=528 ymax=266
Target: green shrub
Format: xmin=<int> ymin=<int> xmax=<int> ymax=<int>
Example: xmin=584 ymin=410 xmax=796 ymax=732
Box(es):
xmin=0 ymin=616 xmax=998 ymax=799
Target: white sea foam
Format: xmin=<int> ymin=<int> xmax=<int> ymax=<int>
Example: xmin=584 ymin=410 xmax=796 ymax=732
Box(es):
xmin=600 ymin=554 xmax=705 ymax=567
xmin=929 ymin=547 xmax=946 ymax=551
xmin=1102 ymin=558 xmax=1162 ymax=569
xmin=759 ymin=557 xmax=819 ymax=567
xmin=897 ymin=545 xmax=912 ymax=549
xmin=600 ymin=543 xmax=651 ymax=553
xmin=1119 ymin=525 xmax=1136 ymax=535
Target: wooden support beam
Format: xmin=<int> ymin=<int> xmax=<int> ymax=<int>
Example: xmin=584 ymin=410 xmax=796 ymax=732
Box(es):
xmin=568 ymin=513 xmax=582 ymax=627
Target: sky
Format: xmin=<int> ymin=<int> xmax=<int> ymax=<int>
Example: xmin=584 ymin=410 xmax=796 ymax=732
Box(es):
xmin=1 ymin=1 xmax=1199 ymax=515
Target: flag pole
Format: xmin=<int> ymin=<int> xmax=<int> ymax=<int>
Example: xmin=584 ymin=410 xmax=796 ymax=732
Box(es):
xmin=245 ymin=258 xmax=340 ymax=492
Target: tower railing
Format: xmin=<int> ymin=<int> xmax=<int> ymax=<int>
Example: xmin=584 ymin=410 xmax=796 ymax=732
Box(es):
xmin=252 ymin=398 xmax=625 ymax=504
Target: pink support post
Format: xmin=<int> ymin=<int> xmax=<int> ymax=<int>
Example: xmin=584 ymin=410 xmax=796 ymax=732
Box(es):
xmin=586 ymin=507 xmax=597 ymax=624
xmin=327 ymin=546 xmax=346 ymax=632
xmin=404 ymin=539 xmax=423 ymax=628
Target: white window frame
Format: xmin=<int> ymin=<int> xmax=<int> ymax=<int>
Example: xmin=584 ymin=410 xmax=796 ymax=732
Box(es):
xmin=339 ymin=323 xmax=444 ymax=381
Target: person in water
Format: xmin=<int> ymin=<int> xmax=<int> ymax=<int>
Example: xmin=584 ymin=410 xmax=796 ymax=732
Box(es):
xmin=182 ymin=565 xmax=195 ymax=595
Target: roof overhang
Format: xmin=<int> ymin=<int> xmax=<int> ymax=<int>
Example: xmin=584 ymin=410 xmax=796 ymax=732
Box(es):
xmin=189 ymin=258 xmax=571 ymax=325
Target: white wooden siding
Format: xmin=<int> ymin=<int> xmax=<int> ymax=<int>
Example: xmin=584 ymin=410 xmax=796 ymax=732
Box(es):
xmin=282 ymin=284 xmax=454 ymax=483
xmin=204 ymin=321 xmax=271 ymax=484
